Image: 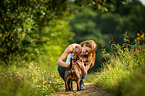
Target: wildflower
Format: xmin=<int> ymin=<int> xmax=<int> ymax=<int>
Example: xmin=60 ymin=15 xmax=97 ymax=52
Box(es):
xmin=43 ymin=81 xmax=46 ymax=83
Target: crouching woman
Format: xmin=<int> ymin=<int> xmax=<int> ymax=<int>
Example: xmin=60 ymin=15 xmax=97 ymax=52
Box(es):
xmin=57 ymin=40 xmax=97 ymax=90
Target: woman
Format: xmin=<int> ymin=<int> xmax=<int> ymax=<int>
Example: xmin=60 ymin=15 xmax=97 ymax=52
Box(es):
xmin=57 ymin=40 xmax=97 ymax=90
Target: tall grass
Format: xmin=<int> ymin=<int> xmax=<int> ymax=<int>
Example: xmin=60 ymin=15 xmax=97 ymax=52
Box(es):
xmin=0 ymin=41 xmax=67 ymax=96
xmin=0 ymin=61 xmax=64 ymax=96
xmin=95 ymin=32 xmax=145 ymax=96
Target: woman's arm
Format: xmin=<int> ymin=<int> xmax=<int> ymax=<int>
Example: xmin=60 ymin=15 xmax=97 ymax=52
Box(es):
xmin=76 ymin=60 xmax=91 ymax=76
xmin=76 ymin=54 xmax=93 ymax=76
xmin=57 ymin=44 xmax=74 ymax=67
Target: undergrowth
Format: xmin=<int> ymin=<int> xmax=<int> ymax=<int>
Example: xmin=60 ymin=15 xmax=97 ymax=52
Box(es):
xmin=95 ymin=32 xmax=145 ymax=96
xmin=0 ymin=61 xmax=64 ymax=96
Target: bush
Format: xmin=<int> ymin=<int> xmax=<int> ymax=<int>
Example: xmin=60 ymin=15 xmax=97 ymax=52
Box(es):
xmin=0 ymin=62 xmax=64 ymax=96
xmin=0 ymin=0 xmax=72 ymax=65
xmin=95 ymin=32 xmax=145 ymax=96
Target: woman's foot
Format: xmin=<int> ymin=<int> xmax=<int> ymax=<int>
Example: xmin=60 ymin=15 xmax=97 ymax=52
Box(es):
xmin=80 ymin=84 xmax=85 ymax=90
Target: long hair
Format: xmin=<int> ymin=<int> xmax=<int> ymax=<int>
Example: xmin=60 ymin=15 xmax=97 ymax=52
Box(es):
xmin=80 ymin=40 xmax=97 ymax=69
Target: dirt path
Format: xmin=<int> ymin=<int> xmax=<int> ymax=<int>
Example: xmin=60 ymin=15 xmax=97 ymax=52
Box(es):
xmin=52 ymin=83 xmax=114 ymax=96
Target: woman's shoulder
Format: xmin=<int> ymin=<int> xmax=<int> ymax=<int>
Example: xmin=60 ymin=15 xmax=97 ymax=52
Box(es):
xmin=65 ymin=44 xmax=76 ymax=52
xmin=66 ymin=43 xmax=79 ymax=52
xmin=69 ymin=43 xmax=79 ymax=47
xmin=72 ymin=43 xmax=80 ymax=47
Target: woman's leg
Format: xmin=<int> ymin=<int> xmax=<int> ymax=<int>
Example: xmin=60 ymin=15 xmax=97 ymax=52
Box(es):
xmin=58 ymin=66 xmax=87 ymax=90
xmin=57 ymin=66 xmax=66 ymax=80
xmin=58 ymin=66 xmax=73 ymax=90
xmin=80 ymin=73 xmax=87 ymax=90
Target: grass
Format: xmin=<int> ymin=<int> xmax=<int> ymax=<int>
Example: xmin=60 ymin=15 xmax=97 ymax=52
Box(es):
xmin=83 ymin=73 xmax=97 ymax=83
xmin=1 ymin=32 xmax=144 ymax=96
xmin=0 ymin=39 xmax=68 ymax=96
xmin=95 ymin=33 xmax=145 ymax=96
xmin=0 ymin=61 xmax=64 ymax=96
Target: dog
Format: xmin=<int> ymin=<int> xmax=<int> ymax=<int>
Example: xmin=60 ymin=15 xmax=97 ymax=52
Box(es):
xmin=64 ymin=56 xmax=82 ymax=91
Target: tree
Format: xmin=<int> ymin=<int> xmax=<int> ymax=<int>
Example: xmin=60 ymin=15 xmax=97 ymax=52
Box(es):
xmin=0 ymin=0 xmax=72 ymax=65
xmin=69 ymin=8 xmax=110 ymax=71
xmin=0 ymin=0 xmax=128 ymax=65
xmin=97 ymin=0 xmax=145 ymax=44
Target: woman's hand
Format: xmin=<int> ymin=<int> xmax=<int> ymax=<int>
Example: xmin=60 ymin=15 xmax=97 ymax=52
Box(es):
xmin=76 ymin=60 xmax=87 ymax=76
xmin=66 ymin=62 xmax=71 ymax=68
xmin=76 ymin=60 xmax=85 ymax=70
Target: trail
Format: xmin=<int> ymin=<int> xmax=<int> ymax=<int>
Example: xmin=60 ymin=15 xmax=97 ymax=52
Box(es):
xmin=52 ymin=83 xmax=114 ymax=96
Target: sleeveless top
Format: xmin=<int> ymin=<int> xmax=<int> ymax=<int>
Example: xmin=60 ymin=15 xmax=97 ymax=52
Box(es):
xmin=66 ymin=44 xmax=77 ymax=63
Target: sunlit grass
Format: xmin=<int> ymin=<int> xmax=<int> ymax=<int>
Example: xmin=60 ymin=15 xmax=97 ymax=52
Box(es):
xmin=84 ymin=73 xmax=98 ymax=83
xmin=0 ymin=61 xmax=64 ymax=96
xmin=95 ymin=33 xmax=145 ymax=96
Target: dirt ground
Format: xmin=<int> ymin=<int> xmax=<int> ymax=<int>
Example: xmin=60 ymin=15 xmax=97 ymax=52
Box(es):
xmin=52 ymin=83 xmax=114 ymax=96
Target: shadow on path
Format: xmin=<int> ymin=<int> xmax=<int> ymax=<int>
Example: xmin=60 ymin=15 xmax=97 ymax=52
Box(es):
xmin=52 ymin=83 xmax=114 ymax=96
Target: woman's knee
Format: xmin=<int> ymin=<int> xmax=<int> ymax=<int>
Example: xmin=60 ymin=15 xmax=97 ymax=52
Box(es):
xmin=81 ymin=73 xmax=87 ymax=80
xmin=58 ymin=66 xmax=66 ymax=80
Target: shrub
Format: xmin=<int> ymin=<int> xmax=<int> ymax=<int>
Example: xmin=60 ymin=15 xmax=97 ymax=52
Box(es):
xmin=0 ymin=62 xmax=64 ymax=96
xmin=95 ymin=32 xmax=145 ymax=96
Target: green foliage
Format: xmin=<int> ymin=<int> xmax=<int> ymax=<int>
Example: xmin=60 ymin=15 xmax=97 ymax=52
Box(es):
xmin=97 ymin=0 xmax=145 ymax=43
xmin=69 ymin=8 xmax=110 ymax=71
xmin=0 ymin=1 xmax=74 ymax=95
xmin=116 ymin=65 xmax=145 ymax=96
xmin=95 ymin=33 xmax=145 ymax=96
xmin=0 ymin=0 xmax=72 ymax=65
xmin=0 ymin=0 xmax=120 ymax=65
xmin=0 ymin=16 xmax=73 ymax=95
xmin=84 ymin=73 xmax=98 ymax=83
xmin=97 ymin=13 xmax=126 ymax=43
xmin=69 ymin=0 xmax=145 ymax=70
xmin=0 ymin=62 xmax=64 ymax=96
xmin=34 ymin=19 xmax=74 ymax=71
xmin=0 ymin=0 xmax=143 ymax=95
xmin=70 ymin=8 xmax=110 ymax=45
xmin=71 ymin=0 xmax=117 ymax=12
xmin=136 ymin=32 xmax=145 ymax=44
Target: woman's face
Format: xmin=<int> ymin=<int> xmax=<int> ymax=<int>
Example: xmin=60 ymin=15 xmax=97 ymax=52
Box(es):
xmin=74 ymin=45 xmax=91 ymax=56
xmin=81 ymin=44 xmax=92 ymax=56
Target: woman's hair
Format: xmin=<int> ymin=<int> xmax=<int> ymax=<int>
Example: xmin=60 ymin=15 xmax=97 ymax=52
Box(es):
xmin=80 ymin=40 xmax=97 ymax=69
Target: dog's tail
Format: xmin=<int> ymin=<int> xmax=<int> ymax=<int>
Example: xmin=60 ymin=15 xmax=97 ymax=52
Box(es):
xmin=69 ymin=58 xmax=72 ymax=68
